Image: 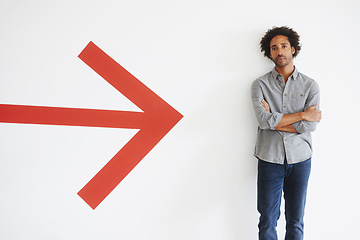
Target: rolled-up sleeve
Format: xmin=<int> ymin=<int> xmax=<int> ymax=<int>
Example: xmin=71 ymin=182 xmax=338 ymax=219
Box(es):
xmin=251 ymin=80 xmax=283 ymax=130
xmin=292 ymin=81 xmax=320 ymax=133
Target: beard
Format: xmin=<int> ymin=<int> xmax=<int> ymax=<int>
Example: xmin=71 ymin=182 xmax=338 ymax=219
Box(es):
xmin=273 ymin=56 xmax=292 ymax=68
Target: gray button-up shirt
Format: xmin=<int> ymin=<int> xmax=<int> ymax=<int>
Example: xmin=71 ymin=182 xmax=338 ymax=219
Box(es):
xmin=251 ymin=67 xmax=320 ymax=164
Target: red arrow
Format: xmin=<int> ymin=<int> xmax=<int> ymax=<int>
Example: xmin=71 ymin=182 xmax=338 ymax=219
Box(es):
xmin=0 ymin=41 xmax=183 ymax=209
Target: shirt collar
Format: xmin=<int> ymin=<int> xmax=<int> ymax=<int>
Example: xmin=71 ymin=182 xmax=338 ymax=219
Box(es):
xmin=271 ymin=66 xmax=299 ymax=81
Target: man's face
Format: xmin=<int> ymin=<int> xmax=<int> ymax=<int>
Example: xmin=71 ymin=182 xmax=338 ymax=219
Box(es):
xmin=269 ymin=35 xmax=295 ymax=68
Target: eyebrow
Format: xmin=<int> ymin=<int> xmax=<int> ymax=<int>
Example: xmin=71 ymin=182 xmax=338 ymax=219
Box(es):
xmin=271 ymin=42 xmax=290 ymax=48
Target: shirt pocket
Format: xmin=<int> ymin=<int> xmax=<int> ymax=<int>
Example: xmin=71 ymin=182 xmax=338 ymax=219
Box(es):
xmin=288 ymin=92 xmax=307 ymax=112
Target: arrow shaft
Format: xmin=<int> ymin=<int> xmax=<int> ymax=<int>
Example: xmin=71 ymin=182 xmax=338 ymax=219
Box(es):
xmin=0 ymin=104 xmax=144 ymax=129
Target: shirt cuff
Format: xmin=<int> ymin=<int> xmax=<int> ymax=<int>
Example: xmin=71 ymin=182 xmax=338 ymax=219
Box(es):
xmin=267 ymin=112 xmax=283 ymax=130
xmin=293 ymin=120 xmax=318 ymax=133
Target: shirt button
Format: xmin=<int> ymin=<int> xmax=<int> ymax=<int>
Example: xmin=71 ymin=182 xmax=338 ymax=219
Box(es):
xmin=284 ymin=94 xmax=287 ymax=96
xmin=283 ymin=105 xmax=286 ymax=108
xmin=284 ymin=138 xmax=287 ymax=141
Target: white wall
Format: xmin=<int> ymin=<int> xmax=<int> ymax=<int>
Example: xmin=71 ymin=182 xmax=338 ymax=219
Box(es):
xmin=1 ymin=0 xmax=359 ymax=239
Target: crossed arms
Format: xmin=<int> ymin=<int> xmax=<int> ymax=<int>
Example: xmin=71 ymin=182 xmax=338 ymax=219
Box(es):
xmin=251 ymin=80 xmax=321 ymax=134
xmin=261 ymin=99 xmax=321 ymax=133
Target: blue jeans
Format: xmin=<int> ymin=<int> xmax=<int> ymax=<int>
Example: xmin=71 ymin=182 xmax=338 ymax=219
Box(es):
xmin=257 ymin=158 xmax=311 ymax=240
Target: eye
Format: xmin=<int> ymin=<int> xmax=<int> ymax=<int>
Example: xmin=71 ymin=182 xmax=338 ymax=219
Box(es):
xmin=282 ymin=45 xmax=287 ymax=48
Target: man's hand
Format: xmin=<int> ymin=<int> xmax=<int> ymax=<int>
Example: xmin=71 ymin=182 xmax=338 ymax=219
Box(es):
xmin=302 ymin=105 xmax=322 ymax=122
xmin=261 ymin=99 xmax=270 ymax=113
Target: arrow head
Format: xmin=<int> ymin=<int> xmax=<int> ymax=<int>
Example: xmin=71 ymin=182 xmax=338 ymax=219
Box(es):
xmin=77 ymin=42 xmax=183 ymax=209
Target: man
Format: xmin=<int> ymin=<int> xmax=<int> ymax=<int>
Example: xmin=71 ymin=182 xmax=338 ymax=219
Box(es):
xmin=251 ymin=26 xmax=321 ymax=240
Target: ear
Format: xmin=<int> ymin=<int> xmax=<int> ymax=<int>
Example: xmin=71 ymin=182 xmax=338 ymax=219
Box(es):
xmin=291 ymin=46 xmax=295 ymax=55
